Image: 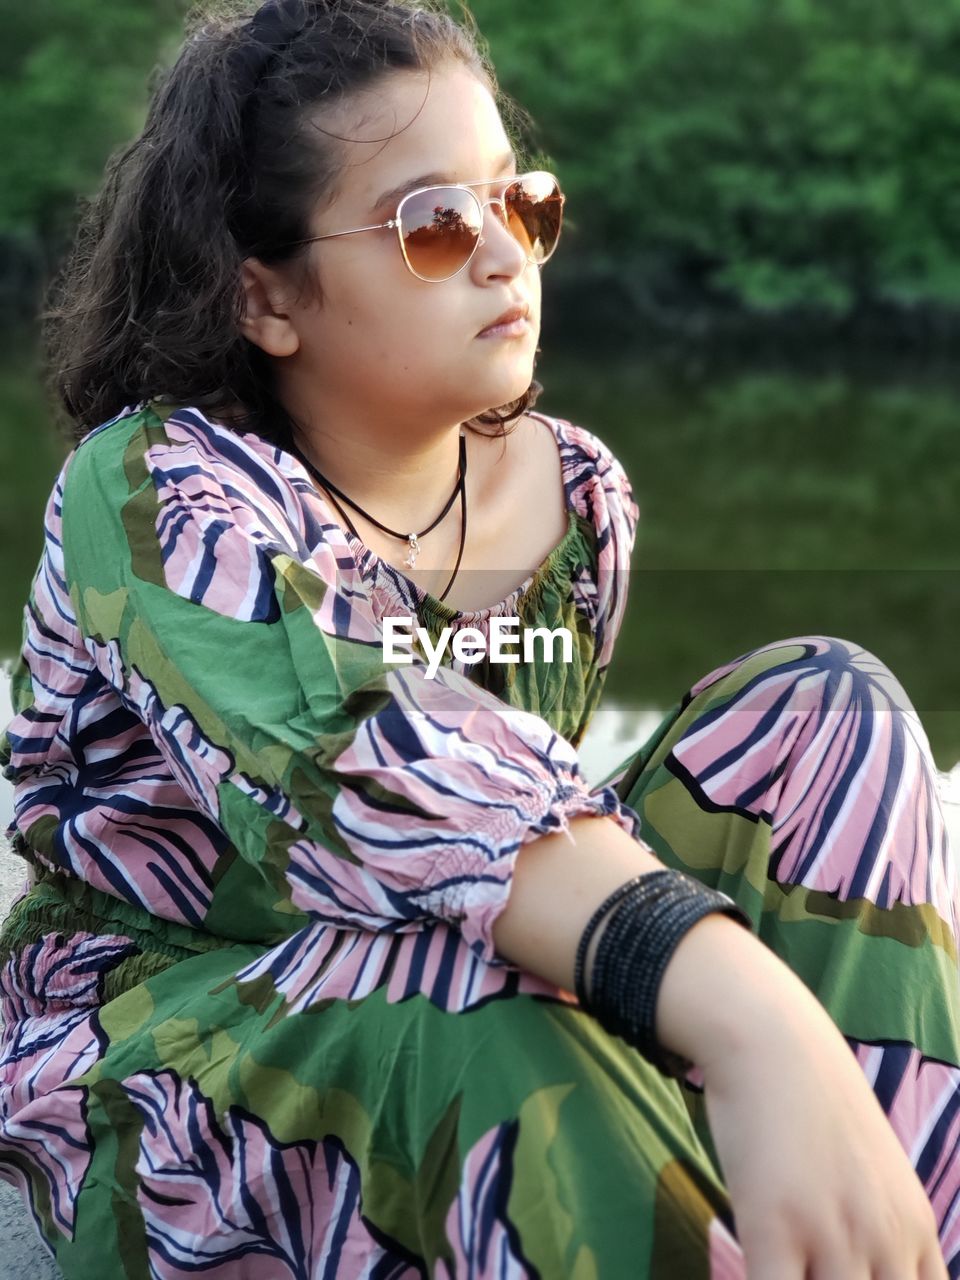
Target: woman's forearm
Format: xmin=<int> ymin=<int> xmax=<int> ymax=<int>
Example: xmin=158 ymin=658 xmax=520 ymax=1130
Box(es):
xmin=491 ymin=815 xmax=666 ymax=991
xmin=491 ymin=814 xmax=814 ymax=1072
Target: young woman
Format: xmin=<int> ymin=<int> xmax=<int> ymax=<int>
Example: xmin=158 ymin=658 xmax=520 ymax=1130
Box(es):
xmin=1 ymin=2 xmax=957 ymax=1276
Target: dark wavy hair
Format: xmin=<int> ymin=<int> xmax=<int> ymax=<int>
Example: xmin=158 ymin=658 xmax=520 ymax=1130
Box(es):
xmin=40 ymin=0 xmax=544 ymax=449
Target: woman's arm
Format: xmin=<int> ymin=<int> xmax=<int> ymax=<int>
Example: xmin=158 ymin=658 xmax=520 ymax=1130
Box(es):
xmin=492 ymin=812 xmax=781 ymax=1068
xmin=494 ymin=814 xmax=947 ymax=1279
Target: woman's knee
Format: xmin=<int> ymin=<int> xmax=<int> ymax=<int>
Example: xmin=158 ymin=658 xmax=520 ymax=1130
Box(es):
xmin=688 ymin=633 xmax=918 ymax=725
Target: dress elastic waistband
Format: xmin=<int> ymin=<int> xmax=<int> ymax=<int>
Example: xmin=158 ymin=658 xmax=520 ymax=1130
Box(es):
xmin=0 ymin=864 xmax=232 ymax=967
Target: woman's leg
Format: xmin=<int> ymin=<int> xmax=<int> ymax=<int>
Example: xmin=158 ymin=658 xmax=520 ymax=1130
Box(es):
xmin=3 ymin=918 xmax=750 ymax=1278
xmin=603 ymin=634 xmax=960 ymax=1274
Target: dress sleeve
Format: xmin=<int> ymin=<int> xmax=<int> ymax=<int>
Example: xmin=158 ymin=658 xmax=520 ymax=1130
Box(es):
xmin=555 ymin=416 xmax=640 ymax=672
xmin=60 ymin=407 xmax=642 ymax=966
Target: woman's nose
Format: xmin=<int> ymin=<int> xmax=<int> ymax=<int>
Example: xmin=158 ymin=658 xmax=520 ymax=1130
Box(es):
xmin=478 ymin=198 xmax=525 ymax=264
xmin=481 ymin=197 xmax=511 ymax=236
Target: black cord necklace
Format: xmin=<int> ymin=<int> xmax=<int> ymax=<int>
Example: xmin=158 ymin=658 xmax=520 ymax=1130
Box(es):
xmin=296 ymin=433 xmax=468 ymax=604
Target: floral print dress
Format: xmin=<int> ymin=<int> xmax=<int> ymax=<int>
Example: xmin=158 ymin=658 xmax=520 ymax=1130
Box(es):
xmin=1 ymin=398 xmax=959 ymax=1278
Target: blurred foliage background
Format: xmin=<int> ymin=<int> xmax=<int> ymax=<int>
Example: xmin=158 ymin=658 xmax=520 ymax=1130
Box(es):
xmin=7 ymin=0 xmax=960 ymax=328
xmin=1 ymin=0 xmax=958 ymax=770
xmin=489 ymin=0 xmax=960 ymax=325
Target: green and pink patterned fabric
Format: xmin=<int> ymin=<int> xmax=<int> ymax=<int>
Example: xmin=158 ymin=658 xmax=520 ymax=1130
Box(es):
xmin=1 ymin=399 xmax=959 ymax=1277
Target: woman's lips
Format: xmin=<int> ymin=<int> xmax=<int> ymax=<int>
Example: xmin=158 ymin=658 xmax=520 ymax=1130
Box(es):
xmin=477 ymin=312 xmax=530 ymax=338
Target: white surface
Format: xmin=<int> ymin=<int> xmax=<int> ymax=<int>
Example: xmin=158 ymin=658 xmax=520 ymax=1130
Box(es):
xmin=0 ymin=1181 xmax=62 ymax=1279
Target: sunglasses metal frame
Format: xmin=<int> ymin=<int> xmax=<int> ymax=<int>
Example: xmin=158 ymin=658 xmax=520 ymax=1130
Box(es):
xmin=279 ymin=170 xmax=565 ymax=282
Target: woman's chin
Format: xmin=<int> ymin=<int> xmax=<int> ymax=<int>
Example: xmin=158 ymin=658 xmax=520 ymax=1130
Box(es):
xmin=471 ymin=356 xmax=538 ymax=408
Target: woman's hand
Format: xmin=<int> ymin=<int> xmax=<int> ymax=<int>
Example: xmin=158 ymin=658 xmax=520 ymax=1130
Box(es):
xmin=698 ymin=979 xmax=947 ymax=1280
xmin=660 ymin=913 xmax=947 ymax=1278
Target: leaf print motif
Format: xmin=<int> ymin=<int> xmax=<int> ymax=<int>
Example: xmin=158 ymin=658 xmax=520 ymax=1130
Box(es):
xmin=125 ymin=1069 xmax=425 ymax=1278
xmin=0 ymin=934 xmax=130 ymax=1237
xmin=441 ymin=1120 xmax=538 ymax=1279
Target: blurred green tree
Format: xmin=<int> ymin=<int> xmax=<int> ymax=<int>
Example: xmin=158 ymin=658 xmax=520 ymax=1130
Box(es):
xmin=0 ymin=0 xmax=186 ymax=315
xmin=5 ymin=0 xmax=960 ymax=323
xmin=471 ymin=0 xmax=960 ymax=319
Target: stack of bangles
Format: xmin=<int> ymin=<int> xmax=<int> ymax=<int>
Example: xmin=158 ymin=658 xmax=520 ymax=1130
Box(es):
xmin=573 ymin=869 xmax=755 ymax=1079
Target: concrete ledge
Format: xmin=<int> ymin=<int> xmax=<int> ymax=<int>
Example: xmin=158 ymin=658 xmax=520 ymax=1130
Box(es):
xmin=0 ymin=867 xmax=66 ymax=1277
xmin=0 ymin=1181 xmax=64 ymax=1279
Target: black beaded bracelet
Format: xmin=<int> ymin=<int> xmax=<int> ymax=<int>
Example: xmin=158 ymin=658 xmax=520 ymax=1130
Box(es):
xmin=573 ymin=873 xmax=647 ymax=1004
xmin=575 ymin=869 xmax=754 ymax=1079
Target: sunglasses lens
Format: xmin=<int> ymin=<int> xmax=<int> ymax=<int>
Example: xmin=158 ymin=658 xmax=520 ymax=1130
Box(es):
xmin=397 ymin=174 xmax=564 ymax=281
xmin=399 ymin=187 xmax=482 ymax=281
xmin=505 ymin=174 xmax=564 ymax=264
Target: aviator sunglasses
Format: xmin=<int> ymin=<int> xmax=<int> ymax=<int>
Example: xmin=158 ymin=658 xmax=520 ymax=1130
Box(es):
xmin=281 ymin=170 xmax=565 ymax=282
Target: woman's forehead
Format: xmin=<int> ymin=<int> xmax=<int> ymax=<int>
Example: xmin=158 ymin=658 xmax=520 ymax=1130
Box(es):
xmin=319 ymin=63 xmax=511 ymax=207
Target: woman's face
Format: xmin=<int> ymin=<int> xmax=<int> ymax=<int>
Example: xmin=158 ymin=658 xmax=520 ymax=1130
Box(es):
xmin=246 ymin=60 xmax=543 ymax=437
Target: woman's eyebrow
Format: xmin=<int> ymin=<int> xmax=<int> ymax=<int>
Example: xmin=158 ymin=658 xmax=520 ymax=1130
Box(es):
xmin=373 ymin=151 xmax=517 ymax=212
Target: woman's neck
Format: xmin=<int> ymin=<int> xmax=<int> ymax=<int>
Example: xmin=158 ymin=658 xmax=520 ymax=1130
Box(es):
xmin=289 ymin=409 xmax=469 ymax=534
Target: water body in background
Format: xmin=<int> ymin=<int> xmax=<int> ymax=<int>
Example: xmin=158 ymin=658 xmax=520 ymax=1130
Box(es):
xmin=0 ymin=670 xmax=11 ymax=835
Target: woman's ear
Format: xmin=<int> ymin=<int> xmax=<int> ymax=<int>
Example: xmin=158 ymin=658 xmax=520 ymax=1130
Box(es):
xmin=238 ymin=258 xmax=301 ymax=357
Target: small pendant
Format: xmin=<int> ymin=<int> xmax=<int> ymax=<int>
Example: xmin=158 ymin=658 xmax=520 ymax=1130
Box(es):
xmin=404 ymin=533 xmax=421 ymax=569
